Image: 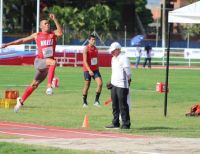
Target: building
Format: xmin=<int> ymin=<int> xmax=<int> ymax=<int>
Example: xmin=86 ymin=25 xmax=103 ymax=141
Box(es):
xmin=175 ymin=0 xmax=189 ymax=8
xmin=150 ymin=0 xmax=189 ymax=20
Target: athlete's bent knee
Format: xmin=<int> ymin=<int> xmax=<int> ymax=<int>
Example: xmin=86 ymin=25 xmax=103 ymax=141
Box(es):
xmin=52 ymin=60 xmax=56 ymax=66
xmin=32 ymin=82 xmax=39 ymax=89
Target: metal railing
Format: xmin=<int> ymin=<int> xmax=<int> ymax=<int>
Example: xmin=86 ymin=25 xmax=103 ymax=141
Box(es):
xmin=15 ymin=45 xmax=200 ymax=67
xmin=130 ymin=51 xmax=200 ymax=67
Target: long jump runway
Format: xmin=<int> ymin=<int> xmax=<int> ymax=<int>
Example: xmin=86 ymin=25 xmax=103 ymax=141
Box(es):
xmin=1 ymin=122 xmax=200 ymax=154
xmin=0 ymin=121 xmax=143 ymax=139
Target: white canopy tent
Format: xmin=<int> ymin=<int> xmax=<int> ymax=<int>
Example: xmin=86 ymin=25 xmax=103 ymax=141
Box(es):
xmin=0 ymin=0 xmax=3 ymax=46
xmin=164 ymin=1 xmax=200 ymax=116
xmin=169 ymin=1 xmax=200 ymax=23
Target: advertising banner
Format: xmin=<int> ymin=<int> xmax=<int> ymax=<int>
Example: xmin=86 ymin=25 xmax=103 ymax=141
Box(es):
xmin=184 ymin=48 xmax=200 ymax=59
xmin=124 ymin=47 xmax=164 ymax=58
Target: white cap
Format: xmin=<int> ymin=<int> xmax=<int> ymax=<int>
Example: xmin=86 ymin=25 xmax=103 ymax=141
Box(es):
xmin=108 ymin=42 xmax=121 ymax=53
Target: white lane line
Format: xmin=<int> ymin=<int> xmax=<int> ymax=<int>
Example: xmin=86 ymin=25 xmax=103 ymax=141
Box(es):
xmin=0 ymin=131 xmax=61 ymax=139
xmin=0 ymin=123 xmax=138 ymax=139
xmin=0 ymin=123 xmax=123 ymax=138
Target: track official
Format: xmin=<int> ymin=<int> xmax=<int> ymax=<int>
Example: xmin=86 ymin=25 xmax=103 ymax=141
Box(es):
xmin=106 ymin=42 xmax=131 ymax=129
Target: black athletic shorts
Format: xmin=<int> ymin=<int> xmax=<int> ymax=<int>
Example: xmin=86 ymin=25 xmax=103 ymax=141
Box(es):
xmin=84 ymin=70 xmax=101 ymax=81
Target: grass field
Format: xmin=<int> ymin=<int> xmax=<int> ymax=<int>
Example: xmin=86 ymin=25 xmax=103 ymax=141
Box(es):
xmin=0 ymin=65 xmax=200 ymax=138
xmin=0 ymin=142 xmax=104 ymax=154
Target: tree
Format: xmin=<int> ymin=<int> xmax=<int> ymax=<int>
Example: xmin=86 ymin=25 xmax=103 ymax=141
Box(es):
xmin=49 ymin=5 xmax=85 ymax=43
xmin=3 ymin=0 xmax=37 ymax=33
xmin=84 ymin=4 xmax=119 ymax=40
xmin=135 ymin=0 xmax=153 ymax=31
xmin=50 ymin=4 xmax=120 ymax=44
xmin=3 ymin=0 xmax=21 ymax=32
xmin=182 ymin=0 xmax=200 ymax=40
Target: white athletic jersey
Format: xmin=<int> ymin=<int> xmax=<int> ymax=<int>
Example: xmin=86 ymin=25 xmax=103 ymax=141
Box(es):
xmin=111 ymin=53 xmax=131 ymax=88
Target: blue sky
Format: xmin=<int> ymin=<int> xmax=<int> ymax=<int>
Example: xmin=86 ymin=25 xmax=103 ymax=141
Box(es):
xmin=147 ymin=0 xmax=160 ymax=7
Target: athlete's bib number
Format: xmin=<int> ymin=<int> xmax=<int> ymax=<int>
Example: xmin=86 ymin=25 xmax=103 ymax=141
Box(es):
xmin=42 ymin=47 xmax=53 ymax=58
xmin=91 ymin=58 xmax=97 ymax=65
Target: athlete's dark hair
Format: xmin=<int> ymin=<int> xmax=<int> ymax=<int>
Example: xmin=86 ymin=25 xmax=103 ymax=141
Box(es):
xmin=89 ymin=34 xmax=95 ymax=40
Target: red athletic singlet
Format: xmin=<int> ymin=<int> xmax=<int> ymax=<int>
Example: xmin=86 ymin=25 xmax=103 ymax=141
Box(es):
xmin=83 ymin=45 xmax=99 ymax=71
xmin=35 ymin=32 xmax=57 ymax=59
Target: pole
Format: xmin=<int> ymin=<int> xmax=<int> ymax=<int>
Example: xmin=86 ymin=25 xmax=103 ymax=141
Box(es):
xmin=156 ymin=18 xmax=159 ymax=47
xmin=62 ymin=23 xmax=65 ymax=45
xmin=187 ymin=31 xmax=189 ymax=48
xmin=187 ymin=24 xmax=192 ymax=48
xmin=162 ymin=0 xmax=166 ymax=49
xmin=164 ymin=23 xmax=171 ymax=117
xmin=155 ymin=6 xmax=160 ymax=47
xmin=0 ymin=0 xmax=3 ymax=47
xmin=124 ymin=25 xmax=127 ymax=47
xmin=36 ymin=0 xmax=40 ymax=33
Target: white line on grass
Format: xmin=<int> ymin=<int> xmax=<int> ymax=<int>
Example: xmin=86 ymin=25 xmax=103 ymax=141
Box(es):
xmin=133 ymin=89 xmax=155 ymax=93
xmin=0 ymin=84 xmax=29 ymax=87
xmin=0 ymin=84 xmax=156 ymax=93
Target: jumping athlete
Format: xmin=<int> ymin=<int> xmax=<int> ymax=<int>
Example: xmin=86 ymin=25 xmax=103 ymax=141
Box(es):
xmin=0 ymin=13 xmax=63 ymax=112
xmin=82 ymin=35 xmax=103 ymax=107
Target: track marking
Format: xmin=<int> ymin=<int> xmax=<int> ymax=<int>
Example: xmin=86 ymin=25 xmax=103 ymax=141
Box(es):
xmin=0 ymin=128 xmax=47 ymax=131
xmin=0 ymin=131 xmax=62 ymax=139
xmin=0 ymin=84 xmax=155 ymax=93
xmin=0 ymin=123 xmax=142 ymax=139
xmin=0 ymin=84 xmax=28 ymax=87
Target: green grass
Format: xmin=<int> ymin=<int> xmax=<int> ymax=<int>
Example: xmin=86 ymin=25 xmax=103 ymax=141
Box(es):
xmin=0 ymin=66 xmax=200 ymax=138
xmin=0 ymin=142 xmax=104 ymax=154
xmin=129 ymin=57 xmax=200 ymax=66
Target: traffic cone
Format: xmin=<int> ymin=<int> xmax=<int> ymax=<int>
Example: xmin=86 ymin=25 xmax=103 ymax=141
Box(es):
xmin=82 ymin=114 xmax=89 ymax=128
xmin=104 ymin=98 xmax=112 ymax=105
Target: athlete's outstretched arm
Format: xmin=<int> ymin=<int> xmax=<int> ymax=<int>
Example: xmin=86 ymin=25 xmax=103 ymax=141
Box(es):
xmin=0 ymin=33 xmax=36 ymax=48
xmin=49 ymin=13 xmax=63 ymax=37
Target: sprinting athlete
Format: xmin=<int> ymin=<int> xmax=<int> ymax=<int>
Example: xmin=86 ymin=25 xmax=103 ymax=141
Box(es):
xmin=0 ymin=13 xmax=63 ymax=112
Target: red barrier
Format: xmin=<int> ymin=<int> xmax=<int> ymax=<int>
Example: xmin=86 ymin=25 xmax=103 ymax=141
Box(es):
xmin=0 ymin=52 xmax=112 ymax=67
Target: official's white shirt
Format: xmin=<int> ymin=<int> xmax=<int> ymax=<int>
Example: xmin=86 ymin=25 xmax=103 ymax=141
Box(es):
xmin=111 ymin=53 xmax=131 ymax=88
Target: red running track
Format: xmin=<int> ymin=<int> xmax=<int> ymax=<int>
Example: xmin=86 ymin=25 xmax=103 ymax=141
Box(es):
xmin=0 ymin=122 xmax=144 ymax=139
